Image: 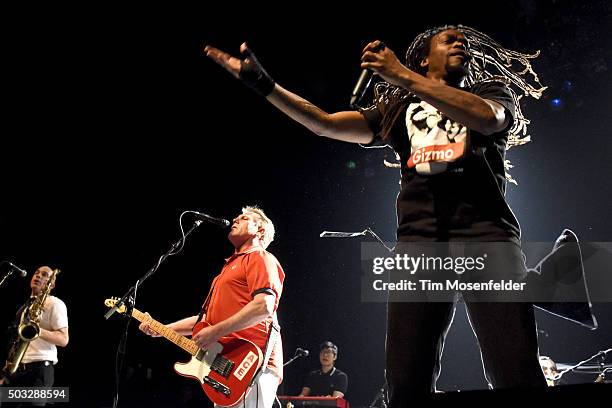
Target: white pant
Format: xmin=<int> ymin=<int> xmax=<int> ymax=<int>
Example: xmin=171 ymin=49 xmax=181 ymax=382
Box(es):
xmin=215 ymin=369 xmax=279 ymax=408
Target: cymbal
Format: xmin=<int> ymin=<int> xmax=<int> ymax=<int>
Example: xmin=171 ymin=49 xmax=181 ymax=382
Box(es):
xmin=557 ymin=363 xmax=612 ymax=373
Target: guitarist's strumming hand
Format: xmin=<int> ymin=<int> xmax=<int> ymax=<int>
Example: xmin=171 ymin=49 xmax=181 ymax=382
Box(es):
xmin=138 ymin=312 xmax=161 ymax=338
xmin=192 ymin=324 xmax=222 ymax=349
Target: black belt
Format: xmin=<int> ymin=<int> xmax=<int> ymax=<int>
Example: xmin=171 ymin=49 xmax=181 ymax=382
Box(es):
xmin=17 ymin=360 xmax=53 ymax=371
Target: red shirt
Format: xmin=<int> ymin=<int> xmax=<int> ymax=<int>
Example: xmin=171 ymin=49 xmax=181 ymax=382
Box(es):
xmin=204 ymin=247 xmax=285 ymax=381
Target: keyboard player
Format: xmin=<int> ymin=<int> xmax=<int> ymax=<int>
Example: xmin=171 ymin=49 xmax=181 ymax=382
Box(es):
xmin=299 ymin=341 xmax=348 ymax=398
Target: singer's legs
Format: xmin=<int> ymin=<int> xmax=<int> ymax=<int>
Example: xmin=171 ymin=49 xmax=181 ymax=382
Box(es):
xmin=465 ymin=301 xmax=546 ymax=389
xmin=385 ymin=301 xmax=456 ymax=406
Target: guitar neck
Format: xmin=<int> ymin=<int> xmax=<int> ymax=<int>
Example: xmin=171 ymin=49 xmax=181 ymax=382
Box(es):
xmin=130 ymin=308 xmax=199 ymax=356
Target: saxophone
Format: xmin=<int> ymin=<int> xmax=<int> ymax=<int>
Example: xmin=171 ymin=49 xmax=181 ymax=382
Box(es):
xmin=3 ymin=268 xmax=60 ymax=375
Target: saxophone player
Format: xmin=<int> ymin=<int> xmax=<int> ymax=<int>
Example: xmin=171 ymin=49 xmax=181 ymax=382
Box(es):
xmin=1 ymin=266 xmax=69 ymax=394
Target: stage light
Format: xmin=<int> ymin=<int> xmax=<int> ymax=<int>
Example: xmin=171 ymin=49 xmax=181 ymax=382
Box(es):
xmin=346 ymin=160 xmax=357 ymax=170
xmin=562 ymin=80 xmax=573 ymax=92
xmin=550 ymin=98 xmax=563 ymax=110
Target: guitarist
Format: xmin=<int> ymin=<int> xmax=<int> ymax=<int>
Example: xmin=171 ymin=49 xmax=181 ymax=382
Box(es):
xmin=140 ymin=206 xmax=285 ymax=408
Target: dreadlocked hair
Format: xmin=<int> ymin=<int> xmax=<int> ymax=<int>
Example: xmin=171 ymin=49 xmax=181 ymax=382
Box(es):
xmin=374 ymin=24 xmax=546 ymax=184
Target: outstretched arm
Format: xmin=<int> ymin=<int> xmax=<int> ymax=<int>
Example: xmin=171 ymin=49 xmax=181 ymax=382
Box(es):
xmin=204 ymin=43 xmax=374 ymax=144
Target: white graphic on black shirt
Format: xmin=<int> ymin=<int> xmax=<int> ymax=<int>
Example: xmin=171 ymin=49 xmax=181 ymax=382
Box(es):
xmin=406 ymin=101 xmax=467 ymax=175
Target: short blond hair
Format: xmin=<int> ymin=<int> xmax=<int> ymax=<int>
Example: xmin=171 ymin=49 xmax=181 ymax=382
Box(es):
xmin=242 ymin=206 xmax=275 ymax=249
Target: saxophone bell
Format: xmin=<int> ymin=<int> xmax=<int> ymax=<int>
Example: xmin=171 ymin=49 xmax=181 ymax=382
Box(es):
xmin=18 ymin=309 xmax=41 ymax=341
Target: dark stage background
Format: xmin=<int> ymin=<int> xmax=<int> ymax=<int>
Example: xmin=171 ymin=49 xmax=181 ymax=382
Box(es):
xmin=1 ymin=1 xmax=611 ymax=406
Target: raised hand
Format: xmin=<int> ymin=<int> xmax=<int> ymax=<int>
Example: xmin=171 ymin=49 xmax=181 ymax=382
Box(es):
xmin=360 ymin=40 xmax=409 ymax=86
xmin=204 ymin=42 xmax=276 ymax=96
xmin=203 ymin=44 xmax=243 ymax=78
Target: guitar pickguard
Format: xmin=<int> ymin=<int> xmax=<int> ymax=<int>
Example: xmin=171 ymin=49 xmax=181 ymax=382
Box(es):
xmin=175 ymin=342 xmax=222 ymax=383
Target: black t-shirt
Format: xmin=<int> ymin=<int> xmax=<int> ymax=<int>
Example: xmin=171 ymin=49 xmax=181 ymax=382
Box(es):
xmin=304 ymin=367 xmax=348 ymax=396
xmin=361 ymin=81 xmax=520 ymax=243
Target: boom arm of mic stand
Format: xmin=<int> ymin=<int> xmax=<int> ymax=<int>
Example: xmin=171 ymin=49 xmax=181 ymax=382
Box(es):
xmin=0 ymin=270 xmax=14 ymax=289
xmin=320 ymin=228 xmax=395 ymax=253
xmin=0 ymin=263 xmax=19 ymax=289
xmin=104 ymin=220 xmax=203 ymax=320
xmin=283 ymin=354 xmax=305 ymax=367
xmin=555 ymin=347 xmax=612 ymax=381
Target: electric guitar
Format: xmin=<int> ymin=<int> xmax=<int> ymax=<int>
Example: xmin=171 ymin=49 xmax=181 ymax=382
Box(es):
xmin=105 ymin=297 xmax=263 ymax=407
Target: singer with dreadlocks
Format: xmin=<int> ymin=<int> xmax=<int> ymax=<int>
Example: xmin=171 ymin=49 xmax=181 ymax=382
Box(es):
xmin=204 ymin=25 xmax=548 ymax=403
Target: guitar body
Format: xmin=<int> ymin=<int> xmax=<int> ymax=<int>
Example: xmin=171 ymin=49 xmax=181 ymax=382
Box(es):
xmin=103 ymin=298 xmax=264 ymax=407
xmin=174 ymin=321 xmax=263 ymax=407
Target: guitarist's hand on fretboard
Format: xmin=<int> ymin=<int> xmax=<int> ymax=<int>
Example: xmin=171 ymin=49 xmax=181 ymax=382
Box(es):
xmin=138 ymin=312 xmax=162 ymax=338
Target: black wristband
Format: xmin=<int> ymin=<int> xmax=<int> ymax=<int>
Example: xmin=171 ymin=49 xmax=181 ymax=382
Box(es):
xmin=239 ymin=46 xmax=276 ymax=97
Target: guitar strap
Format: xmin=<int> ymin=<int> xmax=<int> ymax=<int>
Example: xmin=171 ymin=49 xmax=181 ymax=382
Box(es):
xmin=194 ymin=300 xmax=208 ymax=330
xmin=193 ymin=280 xmax=217 ymax=330
xmin=249 ymin=312 xmax=280 ymax=388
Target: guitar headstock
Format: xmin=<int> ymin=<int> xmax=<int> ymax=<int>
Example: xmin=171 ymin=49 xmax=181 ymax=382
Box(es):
xmin=104 ymin=297 xmax=127 ymax=314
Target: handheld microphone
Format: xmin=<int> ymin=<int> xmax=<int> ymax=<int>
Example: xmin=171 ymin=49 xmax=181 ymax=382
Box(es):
xmin=296 ymin=347 xmax=309 ymax=357
xmin=191 ymin=211 xmax=231 ymax=227
xmin=5 ymin=261 xmax=27 ymax=277
xmin=350 ymin=42 xmax=386 ymax=108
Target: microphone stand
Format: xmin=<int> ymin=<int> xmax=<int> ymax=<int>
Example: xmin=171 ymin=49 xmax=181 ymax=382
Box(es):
xmin=104 ymin=220 xmax=202 ymax=320
xmin=0 ymin=262 xmax=21 ymax=289
xmin=277 ymin=350 xmax=307 ymax=406
xmin=368 ymin=382 xmax=387 ymax=408
xmin=105 ymin=219 xmax=203 ymax=408
xmin=284 ymin=351 xmax=308 ymax=367
xmin=594 ymin=349 xmax=612 ymax=383
xmin=0 ymin=269 xmax=17 ymax=289
xmin=555 ymin=347 xmax=612 ymax=383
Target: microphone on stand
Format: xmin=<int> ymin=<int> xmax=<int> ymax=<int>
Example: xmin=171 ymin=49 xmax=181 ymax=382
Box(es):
xmin=5 ymin=261 xmax=28 ymax=277
xmin=0 ymin=261 xmax=28 ymax=289
xmin=283 ymin=347 xmax=310 ymax=367
xmin=191 ymin=211 xmax=231 ymax=227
